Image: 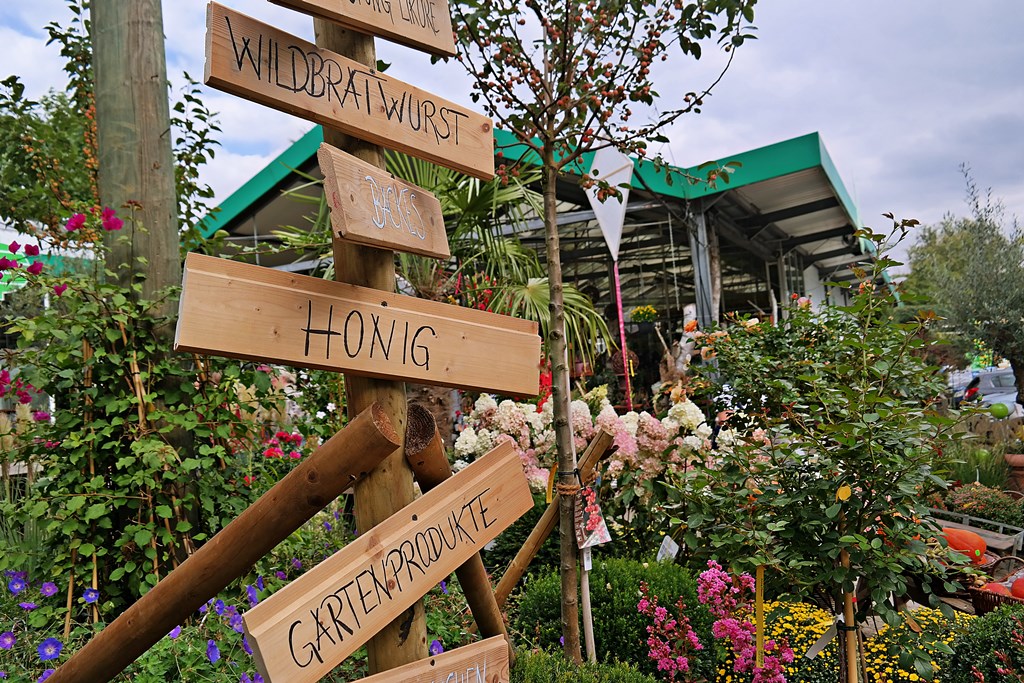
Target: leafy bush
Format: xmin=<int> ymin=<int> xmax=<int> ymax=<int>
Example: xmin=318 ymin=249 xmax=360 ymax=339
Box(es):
xmin=512 ymin=557 xmax=717 ymax=680
xmin=937 ymin=603 xmax=1024 ymax=683
xmin=944 ymin=482 xmax=1024 ymax=529
xmin=863 ymin=606 xmax=974 ymax=682
xmin=482 ymin=494 xmax=559 ymax=580
xmin=511 ymin=648 xmax=659 ymax=683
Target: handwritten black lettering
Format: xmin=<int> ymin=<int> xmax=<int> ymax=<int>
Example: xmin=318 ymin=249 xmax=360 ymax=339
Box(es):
xmin=302 ymin=300 xmax=341 ymax=359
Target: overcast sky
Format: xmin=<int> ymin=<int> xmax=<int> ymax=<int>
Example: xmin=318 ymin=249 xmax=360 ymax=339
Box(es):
xmin=2 ymin=1 xmax=1022 ymax=266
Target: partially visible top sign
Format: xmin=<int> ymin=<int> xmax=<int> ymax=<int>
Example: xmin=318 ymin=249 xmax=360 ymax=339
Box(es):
xmin=205 ymin=2 xmax=494 ymax=179
xmin=270 ymin=0 xmax=456 ymax=58
xmin=347 ymin=636 xmax=508 ymax=683
xmin=242 ymin=441 xmax=532 ymax=683
xmin=318 ymin=143 xmax=450 ymax=259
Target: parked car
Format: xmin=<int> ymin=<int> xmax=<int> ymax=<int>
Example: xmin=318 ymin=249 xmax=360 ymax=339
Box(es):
xmin=954 ymin=367 xmax=1019 ymax=414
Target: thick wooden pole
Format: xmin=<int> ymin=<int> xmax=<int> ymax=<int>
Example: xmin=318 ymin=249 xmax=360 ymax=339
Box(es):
xmin=405 ymin=405 xmax=514 ymax=663
xmin=494 ymin=430 xmax=613 ymax=607
xmin=312 ymin=19 xmax=427 ymax=673
xmin=841 ymin=549 xmax=859 ymax=683
xmin=91 ymin=0 xmax=180 ymax=312
xmin=49 ymin=404 xmax=400 ymax=683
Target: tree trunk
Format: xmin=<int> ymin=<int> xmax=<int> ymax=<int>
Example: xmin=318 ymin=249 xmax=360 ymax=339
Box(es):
xmin=542 ymin=149 xmax=582 ymax=663
xmin=91 ymin=0 xmax=180 ymax=314
xmin=313 ymin=20 xmax=427 ymax=674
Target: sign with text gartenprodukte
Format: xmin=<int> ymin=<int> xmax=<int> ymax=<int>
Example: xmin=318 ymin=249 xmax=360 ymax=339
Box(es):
xmin=269 ymin=0 xmax=457 ymax=58
xmin=204 ymin=2 xmax=494 ymax=179
xmin=318 ymin=143 xmax=450 ymax=259
xmin=242 ymin=442 xmax=531 ymax=683
xmin=174 ymin=253 xmax=540 ymax=395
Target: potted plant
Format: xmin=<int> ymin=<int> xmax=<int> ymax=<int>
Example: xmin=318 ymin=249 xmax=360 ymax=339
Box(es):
xmin=629 ymin=305 xmax=657 ymax=332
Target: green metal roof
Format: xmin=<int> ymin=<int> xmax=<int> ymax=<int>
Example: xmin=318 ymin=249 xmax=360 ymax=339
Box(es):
xmin=199 ymin=127 xmax=862 ymax=237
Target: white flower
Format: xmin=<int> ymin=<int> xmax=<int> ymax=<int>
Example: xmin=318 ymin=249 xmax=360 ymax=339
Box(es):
xmin=668 ymin=399 xmax=706 ymax=432
xmin=454 ymin=426 xmax=479 ymax=458
xmin=695 ymin=423 xmax=713 ymax=439
xmin=682 ymin=435 xmax=704 ymax=452
xmin=717 ymin=428 xmax=738 ymax=446
xmin=620 ymin=411 xmax=639 ymax=436
xmin=325 ymin=402 xmax=336 ymax=413
xmin=315 ymin=411 xmax=326 ymax=420
xmin=452 ymin=459 xmax=470 ymax=472
xmin=472 ymin=394 xmax=498 ymax=418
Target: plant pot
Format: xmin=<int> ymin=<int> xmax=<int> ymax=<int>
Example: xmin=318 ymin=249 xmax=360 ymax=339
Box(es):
xmin=1005 ymin=453 xmax=1024 ymax=492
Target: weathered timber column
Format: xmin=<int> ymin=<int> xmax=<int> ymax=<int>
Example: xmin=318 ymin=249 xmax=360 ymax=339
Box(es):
xmin=405 ymin=405 xmax=514 ymax=663
xmin=49 ymin=404 xmax=400 ymax=683
xmin=312 ymin=20 xmax=428 ymax=672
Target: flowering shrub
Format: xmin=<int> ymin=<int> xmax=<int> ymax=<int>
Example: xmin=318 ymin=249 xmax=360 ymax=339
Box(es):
xmin=862 ymin=607 xmax=973 ymax=682
xmin=637 ymin=580 xmax=703 ymax=680
xmin=631 ymin=305 xmax=658 ymax=324
xmin=937 ymin=603 xmax=1024 ymax=683
xmin=942 ymin=482 xmax=1024 ymax=530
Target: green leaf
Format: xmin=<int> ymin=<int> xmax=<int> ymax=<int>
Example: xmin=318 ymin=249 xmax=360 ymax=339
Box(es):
xmin=134 ymin=529 xmax=153 ymax=546
xmin=84 ymin=503 xmax=107 ymax=521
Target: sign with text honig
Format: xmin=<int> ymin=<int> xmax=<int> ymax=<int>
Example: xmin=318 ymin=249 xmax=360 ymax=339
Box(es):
xmin=204 ymin=2 xmax=494 ymax=179
xmin=174 ymin=253 xmax=540 ymax=395
xmin=242 ymin=442 xmax=531 ymax=683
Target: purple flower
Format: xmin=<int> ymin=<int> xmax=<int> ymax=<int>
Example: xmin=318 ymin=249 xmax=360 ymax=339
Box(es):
xmin=9 ymin=242 xmax=20 ymax=254
xmin=291 ymin=558 xmax=302 ymax=570
xmin=256 ymin=576 xmax=265 ymax=591
xmin=230 ymin=613 xmax=244 ymax=634
xmin=66 ymin=213 xmax=86 ymax=232
xmin=440 ymin=580 xmax=448 ymax=595
xmin=0 ymin=632 xmax=15 ymax=649
xmin=26 ymin=261 xmax=43 ymax=276
xmin=167 ymin=626 xmax=181 ymax=639
xmin=7 ymin=577 xmax=26 ymax=595
xmin=274 ymin=571 xmax=286 ymax=581
xmin=101 ymin=207 xmax=123 ymax=232
xmin=19 ymin=602 xmax=37 ymax=610
xmin=246 ymin=584 xmax=259 ymax=607
xmin=32 ymin=411 xmax=51 ymax=422
xmin=429 ymin=639 xmax=444 ymax=656
xmin=37 ymin=638 xmax=62 ymax=661
xmin=207 ymin=639 xmax=220 ymax=663
xmin=0 ymin=258 xmax=18 ymax=271
xmin=242 ymin=636 xmax=253 ymax=656
xmin=82 ymin=588 xmax=99 ymax=604
xmin=39 ymin=582 xmax=58 ymax=597
xmin=1 ymin=670 xmax=7 ymax=678
xmin=53 ymin=284 xmax=68 ymax=297
xmin=241 ymin=675 xmax=252 ymax=683
xmin=323 ymin=521 xmax=332 ymax=532
xmin=24 ymin=244 xmax=39 ymax=257
xmin=37 ymin=670 xmax=54 ymax=682
xmin=213 ymin=599 xmax=225 ymax=615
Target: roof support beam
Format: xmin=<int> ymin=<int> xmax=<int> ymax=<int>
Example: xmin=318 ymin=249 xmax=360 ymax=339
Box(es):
xmin=804 ymin=245 xmax=861 ymax=264
xmin=782 ymin=224 xmax=854 ymax=249
xmin=737 ymin=197 xmax=840 ymax=229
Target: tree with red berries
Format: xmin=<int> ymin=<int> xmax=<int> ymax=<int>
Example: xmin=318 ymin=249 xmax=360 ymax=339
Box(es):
xmin=451 ymin=0 xmax=757 ymax=661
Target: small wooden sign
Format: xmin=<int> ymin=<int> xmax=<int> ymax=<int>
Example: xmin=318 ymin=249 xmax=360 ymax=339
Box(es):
xmin=350 ymin=636 xmax=507 ymax=683
xmin=205 ymin=2 xmax=494 ymax=179
xmin=174 ymin=253 xmax=540 ymax=395
xmin=270 ymin=0 xmax=456 ymax=58
xmin=242 ymin=442 xmax=532 ymax=683
xmin=318 ymin=143 xmax=450 ymax=259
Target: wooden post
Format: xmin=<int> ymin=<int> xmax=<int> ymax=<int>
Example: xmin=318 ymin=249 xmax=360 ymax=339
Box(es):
xmin=840 ymin=549 xmax=859 ymax=683
xmin=405 ymin=405 xmax=514 ymax=663
xmin=49 ymin=404 xmax=400 ymax=683
xmin=312 ymin=17 xmax=428 ymax=674
xmin=494 ymin=430 xmax=613 ymax=608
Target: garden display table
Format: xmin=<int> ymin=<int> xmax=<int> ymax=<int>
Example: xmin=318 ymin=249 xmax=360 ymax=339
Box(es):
xmin=928 ymin=507 xmax=1024 ymax=555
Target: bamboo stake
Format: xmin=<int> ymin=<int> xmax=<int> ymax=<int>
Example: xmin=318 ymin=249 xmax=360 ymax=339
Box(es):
xmin=49 ymin=403 xmax=399 ymax=683
xmin=840 ymin=550 xmax=858 ymax=683
xmin=63 ymin=548 xmax=77 ymax=640
xmin=494 ymin=430 xmax=614 ymax=608
xmin=754 ymin=565 xmax=764 ymax=668
xmin=405 ymin=405 xmax=514 ymax=664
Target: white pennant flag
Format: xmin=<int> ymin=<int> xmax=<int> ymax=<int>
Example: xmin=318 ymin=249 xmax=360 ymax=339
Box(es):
xmin=583 ymin=147 xmax=634 ymax=262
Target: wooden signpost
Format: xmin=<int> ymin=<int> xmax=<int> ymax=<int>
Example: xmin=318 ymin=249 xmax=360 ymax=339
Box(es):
xmin=204 ymin=2 xmax=494 ymax=179
xmin=243 ymin=441 xmax=532 ymax=683
xmin=350 ymin=636 xmax=508 ymax=683
xmin=318 ymin=143 xmax=450 ymax=259
xmin=175 ymin=253 xmax=539 ymax=395
xmin=269 ymin=0 xmax=457 ymax=57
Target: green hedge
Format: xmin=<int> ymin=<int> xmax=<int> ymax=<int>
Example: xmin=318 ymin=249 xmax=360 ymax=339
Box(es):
xmin=938 ymin=603 xmax=1024 ymax=683
xmin=511 ymin=648 xmax=659 ymax=683
xmin=512 ymin=557 xmax=718 ymax=679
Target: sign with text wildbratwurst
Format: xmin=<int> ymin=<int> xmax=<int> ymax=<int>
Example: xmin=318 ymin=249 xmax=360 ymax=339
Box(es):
xmin=174 ymin=254 xmax=540 ymax=395
xmin=269 ymin=0 xmax=457 ymax=58
xmin=204 ymin=2 xmax=494 ymax=179
xmin=318 ymin=142 xmax=450 ymax=259
xmin=242 ymin=442 xmax=532 ymax=683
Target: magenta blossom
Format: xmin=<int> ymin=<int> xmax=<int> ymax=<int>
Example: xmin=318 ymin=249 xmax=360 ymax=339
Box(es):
xmin=101 ymin=207 xmax=123 ymax=231
xmin=66 ymin=213 xmax=86 ymax=232
xmin=8 ymin=241 xmax=20 ymax=254
xmin=53 ymin=284 xmax=68 ymax=297
xmin=27 ymin=261 xmax=43 ymax=276
xmin=24 ymin=244 xmax=40 ymax=256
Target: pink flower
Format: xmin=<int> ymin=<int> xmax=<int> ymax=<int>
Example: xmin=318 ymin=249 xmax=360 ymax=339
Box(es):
xmin=66 ymin=213 xmax=86 ymax=232
xmin=8 ymin=241 xmax=20 ymax=253
xmin=24 ymin=244 xmax=39 ymax=256
xmin=0 ymin=257 xmax=19 ymax=271
xmin=101 ymin=206 xmax=123 ymax=231
xmin=27 ymin=261 xmax=43 ymax=275
xmin=53 ymin=283 xmax=68 ymax=296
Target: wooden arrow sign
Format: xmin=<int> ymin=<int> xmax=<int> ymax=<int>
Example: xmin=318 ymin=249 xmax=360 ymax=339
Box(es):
xmin=242 ymin=441 xmax=532 ymax=683
xmin=174 ymin=254 xmax=540 ymax=395
xmin=205 ymin=2 xmax=494 ymax=179
xmin=269 ymin=0 xmax=457 ymax=58
xmin=348 ymin=636 xmax=508 ymax=683
xmin=318 ymin=143 xmax=450 ymax=259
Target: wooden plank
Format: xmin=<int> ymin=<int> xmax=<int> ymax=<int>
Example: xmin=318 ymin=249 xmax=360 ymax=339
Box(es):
xmin=269 ymin=0 xmax=456 ymax=58
xmin=318 ymin=143 xmax=450 ymax=259
xmin=205 ymin=2 xmax=494 ymax=179
xmin=351 ymin=637 xmax=507 ymax=683
xmin=174 ymin=253 xmax=540 ymax=395
xmin=242 ymin=441 xmax=532 ymax=683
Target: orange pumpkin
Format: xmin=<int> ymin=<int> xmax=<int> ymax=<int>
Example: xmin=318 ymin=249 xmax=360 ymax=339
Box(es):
xmin=942 ymin=527 xmax=988 ymax=566
xmin=1011 ymin=578 xmax=1024 ymax=599
xmin=984 ymin=582 xmax=1011 ymax=595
